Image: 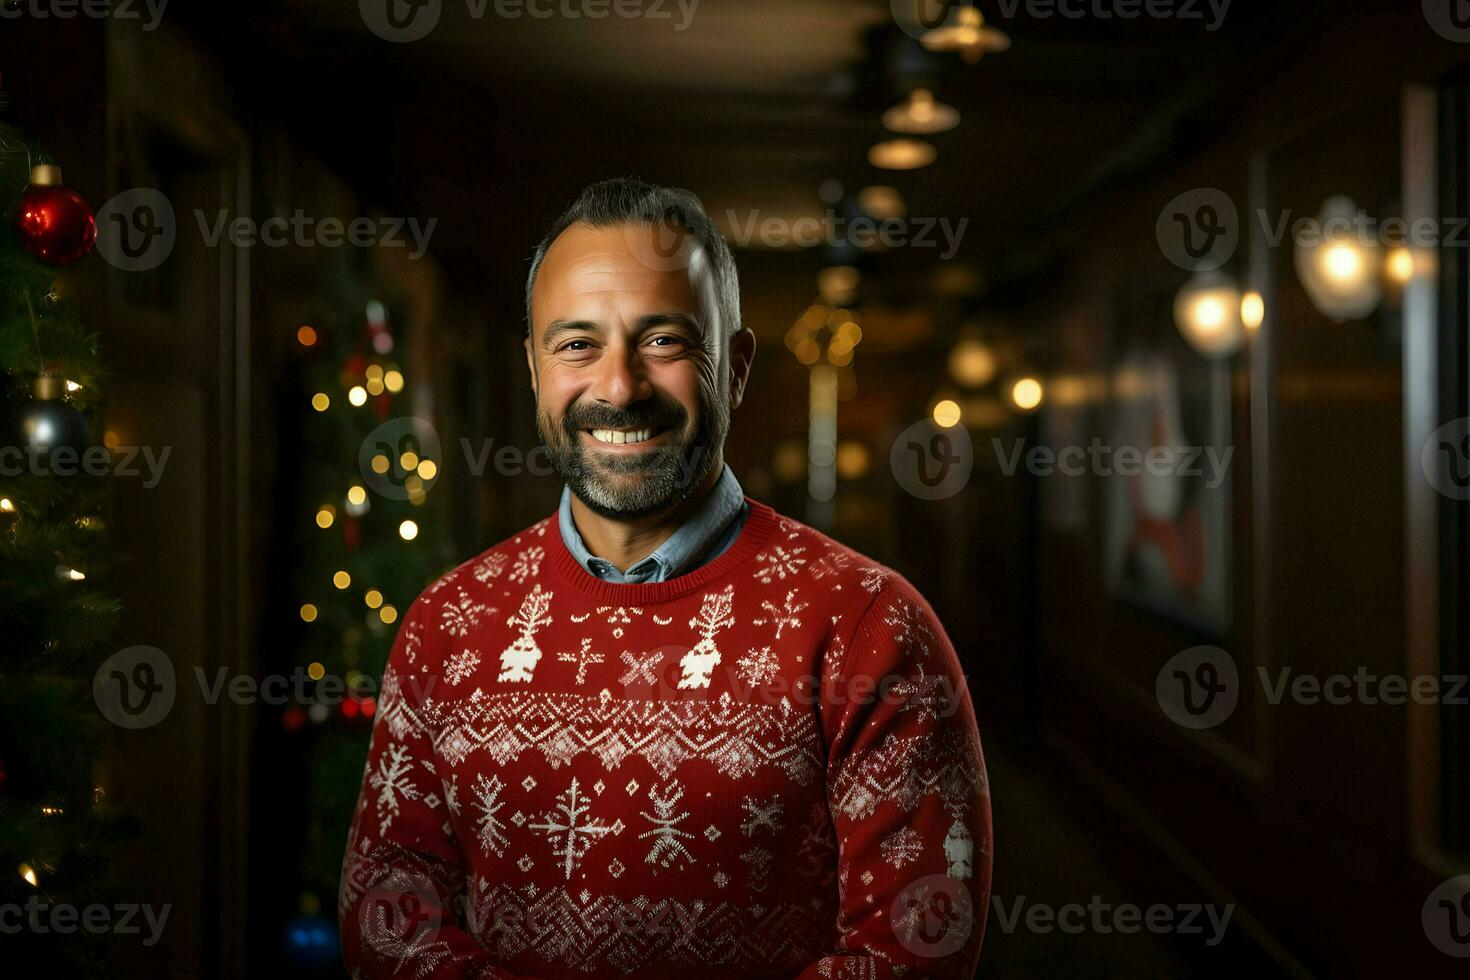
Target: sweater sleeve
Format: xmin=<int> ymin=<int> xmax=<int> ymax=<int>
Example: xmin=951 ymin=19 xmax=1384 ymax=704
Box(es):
xmin=338 ymin=595 xmax=542 ymax=980
xmin=796 ymin=575 xmax=992 ymax=979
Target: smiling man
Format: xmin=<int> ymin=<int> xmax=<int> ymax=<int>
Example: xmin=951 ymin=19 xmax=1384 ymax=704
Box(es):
xmin=339 ymin=179 xmax=991 ymax=979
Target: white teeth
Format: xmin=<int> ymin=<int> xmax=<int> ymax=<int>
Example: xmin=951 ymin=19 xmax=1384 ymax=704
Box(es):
xmin=591 ymin=428 xmax=653 ymax=445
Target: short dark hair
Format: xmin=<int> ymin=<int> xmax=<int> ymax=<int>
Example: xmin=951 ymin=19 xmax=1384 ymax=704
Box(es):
xmin=524 ymin=177 xmax=741 ymax=340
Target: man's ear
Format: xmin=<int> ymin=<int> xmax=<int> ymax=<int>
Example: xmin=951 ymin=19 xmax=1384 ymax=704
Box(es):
xmin=728 ymin=326 xmax=757 ymax=410
xmin=524 ymin=333 xmax=538 ymax=393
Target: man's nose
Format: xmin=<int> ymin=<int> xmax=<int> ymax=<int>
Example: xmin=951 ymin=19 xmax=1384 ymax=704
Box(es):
xmin=587 ymin=342 xmax=654 ymax=407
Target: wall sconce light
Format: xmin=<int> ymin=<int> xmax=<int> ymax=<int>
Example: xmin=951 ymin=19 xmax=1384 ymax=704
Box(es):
xmin=1240 ymin=290 xmax=1265 ymax=333
xmin=1385 ymin=246 xmax=1414 ymax=285
xmin=1172 ymin=269 xmax=1245 ymax=357
xmin=882 ymin=88 xmax=959 ymax=135
xmin=1293 ymin=195 xmax=1381 ymax=322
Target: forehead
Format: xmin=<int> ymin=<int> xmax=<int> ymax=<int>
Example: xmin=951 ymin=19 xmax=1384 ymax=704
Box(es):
xmin=530 ymin=222 xmax=708 ymax=330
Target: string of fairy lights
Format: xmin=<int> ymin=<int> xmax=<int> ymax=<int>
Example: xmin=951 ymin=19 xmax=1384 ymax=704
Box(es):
xmin=286 ymin=301 xmax=439 ymax=729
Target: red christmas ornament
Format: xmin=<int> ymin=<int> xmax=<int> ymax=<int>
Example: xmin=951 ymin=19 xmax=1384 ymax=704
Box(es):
xmin=14 ymin=164 xmax=96 ymax=266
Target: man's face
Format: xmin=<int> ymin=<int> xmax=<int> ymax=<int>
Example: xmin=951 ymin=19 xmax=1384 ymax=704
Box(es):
xmin=526 ymin=221 xmax=752 ymax=519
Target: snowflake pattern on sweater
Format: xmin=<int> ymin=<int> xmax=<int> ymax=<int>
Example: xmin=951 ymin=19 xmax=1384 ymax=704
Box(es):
xmin=340 ymin=499 xmax=990 ymax=980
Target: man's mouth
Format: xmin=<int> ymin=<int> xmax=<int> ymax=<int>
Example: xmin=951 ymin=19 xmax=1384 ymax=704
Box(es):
xmin=584 ymin=426 xmax=668 ymax=447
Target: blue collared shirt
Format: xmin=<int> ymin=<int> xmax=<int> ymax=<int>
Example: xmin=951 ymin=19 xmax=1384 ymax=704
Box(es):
xmin=557 ymin=464 xmax=750 ymax=583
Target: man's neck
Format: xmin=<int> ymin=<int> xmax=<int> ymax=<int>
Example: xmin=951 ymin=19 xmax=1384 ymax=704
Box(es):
xmin=567 ymin=455 xmax=725 ymax=573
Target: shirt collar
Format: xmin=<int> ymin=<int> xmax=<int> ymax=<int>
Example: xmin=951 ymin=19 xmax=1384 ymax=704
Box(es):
xmin=557 ymin=464 xmax=746 ymax=584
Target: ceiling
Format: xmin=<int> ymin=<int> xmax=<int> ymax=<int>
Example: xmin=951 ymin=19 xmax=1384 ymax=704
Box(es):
xmin=173 ymin=0 xmax=1335 ymax=309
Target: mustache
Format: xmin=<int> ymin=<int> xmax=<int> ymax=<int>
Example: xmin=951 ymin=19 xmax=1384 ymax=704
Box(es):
xmin=560 ymin=397 xmax=689 ymax=435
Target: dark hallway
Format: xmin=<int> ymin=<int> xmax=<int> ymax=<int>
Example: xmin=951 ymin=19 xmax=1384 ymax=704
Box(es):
xmin=0 ymin=2 xmax=1466 ymax=977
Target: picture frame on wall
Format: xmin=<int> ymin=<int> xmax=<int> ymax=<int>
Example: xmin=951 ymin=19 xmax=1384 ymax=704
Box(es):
xmin=1102 ymin=288 xmax=1234 ymax=636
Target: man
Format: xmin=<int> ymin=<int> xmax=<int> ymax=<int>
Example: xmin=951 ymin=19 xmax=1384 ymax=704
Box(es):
xmin=340 ymin=179 xmax=991 ymax=978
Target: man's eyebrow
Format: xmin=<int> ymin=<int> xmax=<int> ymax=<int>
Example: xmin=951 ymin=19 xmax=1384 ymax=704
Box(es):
xmin=539 ymin=313 xmax=705 ymax=346
xmin=541 ymin=319 xmax=601 ymax=345
xmin=639 ymin=312 xmax=704 ymax=335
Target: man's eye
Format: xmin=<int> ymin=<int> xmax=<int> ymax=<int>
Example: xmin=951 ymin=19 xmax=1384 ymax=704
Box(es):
xmin=561 ymin=340 xmax=592 ymax=352
xmin=648 ymin=336 xmax=684 ymax=348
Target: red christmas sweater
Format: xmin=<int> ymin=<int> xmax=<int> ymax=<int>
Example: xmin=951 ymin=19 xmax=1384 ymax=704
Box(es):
xmin=340 ymin=499 xmax=991 ymax=979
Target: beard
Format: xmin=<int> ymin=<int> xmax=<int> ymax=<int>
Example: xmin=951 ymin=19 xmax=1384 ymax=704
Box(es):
xmin=536 ymin=388 xmax=728 ymax=520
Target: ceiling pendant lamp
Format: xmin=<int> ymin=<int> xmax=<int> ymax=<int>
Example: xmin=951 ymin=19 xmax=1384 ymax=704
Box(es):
xmin=868 ymin=138 xmax=937 ymax=170
xmin=882 ymin=88 xmax=960 ymax=135
xmin=922 ymin=5 xmax=1011 ymax=64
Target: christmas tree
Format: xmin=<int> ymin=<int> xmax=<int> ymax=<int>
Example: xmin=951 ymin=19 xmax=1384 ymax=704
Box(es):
xmin=0 ymin=79 xmax=130 ymax=974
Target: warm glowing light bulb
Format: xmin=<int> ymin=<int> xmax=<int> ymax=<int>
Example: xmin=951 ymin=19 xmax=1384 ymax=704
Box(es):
xmin=379 ymin=605 xmax=399 ymax=625
xmin=384 ymin=369 xmax=405 ymax=393
xmin=311 ymin=392 xmax=330 ymax=412
xmin=948 ymin=338 xmax=996 ymax=388
xmin=333 ymin=570 xmax=352 ymax=589
xmin=400 ymin=451 xmax=420 ymax=470
xmin=371 ymin=454 xmax=391 ymax=475
xmin=882 ymin=88 xmax=960 ymax=135
xmin=316 ymin=505 xmax=336 ymax=529
xmin=300 ymin=604 xmax=318 ymax=623
xmin=868 ymin=138 xmax=937 ymax=171
xmin=1386 ymin=246 xmax=1414 ymax=285
xmin=1241 ymin=291 xmax=1265 ymax=331
xmin=348 ymin=386 xmax=368 ymax=407
xmin=399 ymin=520 xmax=419 ymax=541
xmin=858 ymin=186 xmax=905 ymax=221
xmin=417 ymin=460 xmax=438 ymax=480
xmin=19 ymin=863 xmax=38 ymax=887
xmin=364 ymin=589 xmax=383 ymax=609
xmin=1011 ymin=378 xmax=1044 ymax=411
xmin=1194 ymin=297 xmax=1228 ymax=333
xmin=0 ymin=498 xmax=13 ymax=513
xmin=932 ymin=399 xmax=962 ymax=428
xmin=1321 ymin=242 xmax=1363 ymax=283
xmin=347 ymin=485 xmax=367 ymax=506
xmin=835 ymin=441 xmax=871 ymax=479
xmin=297 ymin=325 xmax=317 ymax=347
xmin=307 ymin=661 xmax=326 ymax=681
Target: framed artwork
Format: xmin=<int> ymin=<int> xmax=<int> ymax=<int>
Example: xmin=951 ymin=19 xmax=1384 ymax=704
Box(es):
xmin=1102 ymin=298 xmax=1233 ymax=635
